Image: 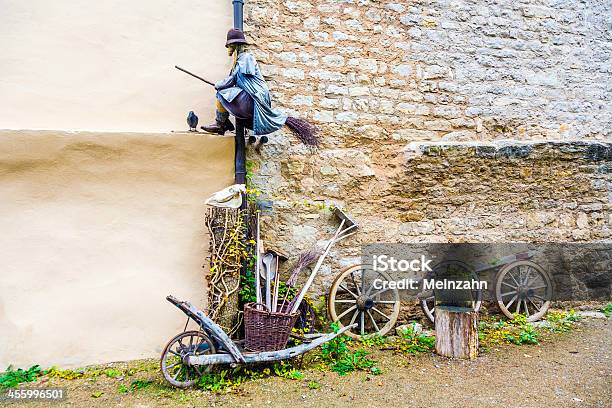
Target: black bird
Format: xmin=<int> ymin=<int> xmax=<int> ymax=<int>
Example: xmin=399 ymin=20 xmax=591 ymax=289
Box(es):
xmin=187 ymin=111 xmax=198 ymax=131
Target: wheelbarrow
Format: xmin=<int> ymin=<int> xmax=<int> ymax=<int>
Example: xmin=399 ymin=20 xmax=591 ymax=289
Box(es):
xmin=161 ymin=295 xmax=356 ymax=388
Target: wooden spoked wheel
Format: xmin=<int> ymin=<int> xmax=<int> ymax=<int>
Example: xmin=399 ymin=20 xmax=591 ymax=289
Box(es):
xmin=160 ymin=331 xmax=215 ymax=388
xmin=328 ymin=264 xmax=400 ymax=339
xmin=495 ymin=260 xmax=552 ymax=322
xmin=420 ymin=260 xmax=483 ymax=323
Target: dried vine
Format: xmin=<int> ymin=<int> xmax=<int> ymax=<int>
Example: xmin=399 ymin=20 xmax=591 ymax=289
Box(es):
xmin=205 ymin=207 xmax=248 ymax=336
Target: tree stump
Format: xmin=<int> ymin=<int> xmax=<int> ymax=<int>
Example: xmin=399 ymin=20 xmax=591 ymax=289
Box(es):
xmin=435 ymin=306 xmax=478 ymax=359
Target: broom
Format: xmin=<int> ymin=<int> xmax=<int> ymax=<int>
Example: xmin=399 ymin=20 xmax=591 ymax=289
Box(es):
xmin=285 ymin=117 xmax=320 ymax=147
xmin=279 ymin=247 xmax=322 ymax=312
xmin=174 ymin=66 xmax=320 ymax=147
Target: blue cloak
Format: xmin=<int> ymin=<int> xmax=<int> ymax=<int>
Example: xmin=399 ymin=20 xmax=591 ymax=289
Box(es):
xmin=215 ymin=53 xmax=287 ymax=135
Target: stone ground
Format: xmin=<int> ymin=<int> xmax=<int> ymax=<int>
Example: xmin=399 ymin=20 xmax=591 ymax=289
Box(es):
xmin=5 ymin=316 xmax=609 ymax=408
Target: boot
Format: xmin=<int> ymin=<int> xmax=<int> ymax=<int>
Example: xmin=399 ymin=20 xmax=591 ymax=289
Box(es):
xmin=201 ymin=111 xmax=234 ymax=135
xmin=224 ymin=119 xmax=235 ymax=132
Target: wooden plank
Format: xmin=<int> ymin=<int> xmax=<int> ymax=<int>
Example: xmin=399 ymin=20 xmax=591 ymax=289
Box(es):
xmin=187 ymin=324 xmax=357 ymax=366
xmin=179 ymin=300 xmax=246 ymax=363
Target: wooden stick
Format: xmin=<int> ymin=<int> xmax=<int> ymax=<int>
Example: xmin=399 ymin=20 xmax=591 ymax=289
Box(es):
xmin=254 ymin=214 xmax=261 ymax=304
xmin=264 ymin=253 xmax=272 ymax=310
xmin=272 ymin=256 xmax=280 ymax=312
xmin=174 ymin=65 xmax=215 ymax=87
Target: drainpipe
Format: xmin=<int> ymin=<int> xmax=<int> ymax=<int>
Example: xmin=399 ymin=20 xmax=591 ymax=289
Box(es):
xmin=233 ymin=0 xmax=244 ymax=31
xmin=232 ymin=0 xmax=249 ymax=314
xmin=232 ymin=0 xmax=246 ymax=202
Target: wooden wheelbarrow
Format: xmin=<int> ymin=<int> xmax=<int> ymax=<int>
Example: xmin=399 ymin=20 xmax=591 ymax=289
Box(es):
xmin=161 ymin=295 xmax=356 ymax=388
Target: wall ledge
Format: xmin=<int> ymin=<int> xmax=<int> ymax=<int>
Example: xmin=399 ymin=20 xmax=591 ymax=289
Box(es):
xmin=403 ymin=140 xmax=612 ymax=161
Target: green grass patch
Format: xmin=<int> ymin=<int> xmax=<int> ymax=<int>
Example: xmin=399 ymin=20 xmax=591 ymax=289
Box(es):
xmin=319 ymin=322 xmax=378 ymax=376
xmin=0 ymin=365 xmax=43 ymax=389
xmin=479 ymin=310 xmax=582 ymax=348
xmin=358 ymin=334 xmax=387 ymax=347
xmin=479 ymin=314 xmax=539 ymax=347
xmin=198 ymin=361 xmax=303 ymax=393
xmin=392 ymin=325 xmax=436 ymax=354
xmin=546 ymin=310 xmax=581 ymax=333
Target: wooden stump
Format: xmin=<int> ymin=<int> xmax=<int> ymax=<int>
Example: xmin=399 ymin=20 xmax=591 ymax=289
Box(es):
xmin=435 ymin=306 xmax=478 ymax=359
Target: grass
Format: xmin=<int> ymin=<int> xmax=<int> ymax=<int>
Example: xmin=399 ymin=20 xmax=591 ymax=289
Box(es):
xmin=546 ymin=310 xmax=581 ymax=332
xmin=198 ymin=361 xmax=304 ymax=393
xmin=479 ymin=310 xmax=582 ymax=348
xmin=319 ymin=322 xmax=378 ymax=376
xmin=0 ymin=365 xmax=42 ymax=389
xmin=194 ymin=323 xmax=382 ymax=392
xmin=393 ymin=325 xmax=436 ymax=354
xmin=358 ymin=334 xmax=387 ymax=347
xmin=479 ymin=315 xmax=539 ymax=347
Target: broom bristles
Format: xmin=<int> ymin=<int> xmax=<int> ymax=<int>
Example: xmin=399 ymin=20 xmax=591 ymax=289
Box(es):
xmin=286 ymin=248 xmax=322 ymax=287
xmin=279 ymin=247 xmax=322 ymax=312
xmin=285 ymin=116 xmax=320 ymax=146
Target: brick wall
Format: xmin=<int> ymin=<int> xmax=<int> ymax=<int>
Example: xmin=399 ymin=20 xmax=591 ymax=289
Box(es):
xmin=247 ymin=0 xmax=610 ymax=140
xmin=241 ymin=0 xmax=611 ymax=296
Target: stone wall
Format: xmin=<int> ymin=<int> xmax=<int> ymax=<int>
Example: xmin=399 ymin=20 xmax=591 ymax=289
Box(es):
xmin=247 ymin=0 xmax=610 ymax=140
xmin=242 ymin=0 xmax=611 ymax=298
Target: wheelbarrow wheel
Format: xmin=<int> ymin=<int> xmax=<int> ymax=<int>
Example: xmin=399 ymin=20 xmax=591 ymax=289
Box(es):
xmin=160 ymin=331 xmax=216 ymax=388
xmin=328 ymin=264 xmax=400 ymax=339
xmin=495 ymin=260 xmax=552 ymax=322
xmin=420 ymin=260 xmax=483 ymax=324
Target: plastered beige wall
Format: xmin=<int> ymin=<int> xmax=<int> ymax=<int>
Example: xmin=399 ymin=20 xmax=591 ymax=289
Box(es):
xmin=0 ymin=0 xmax=232 ymax=132
xmin=0 ymin=130 xmax=234 ymax=368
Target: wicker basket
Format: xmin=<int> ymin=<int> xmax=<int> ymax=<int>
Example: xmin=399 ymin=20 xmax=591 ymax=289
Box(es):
xmin=244 ymin=302 xmax=299 ymax=352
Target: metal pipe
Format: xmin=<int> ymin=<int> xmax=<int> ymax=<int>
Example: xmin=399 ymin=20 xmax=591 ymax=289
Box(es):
xmin=231 ymin=2 xmax=249 ymax=312
xmin=232 ymin=0 xmax=246 ymax=203
xmin=234 ymin=124 xmax=246 ymax=186
xmin=232 ymin=0 xmax=244 ymax=30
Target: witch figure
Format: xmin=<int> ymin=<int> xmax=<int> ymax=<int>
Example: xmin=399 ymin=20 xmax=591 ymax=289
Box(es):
xmin=201 ymin=29 xmax=319 ymax=146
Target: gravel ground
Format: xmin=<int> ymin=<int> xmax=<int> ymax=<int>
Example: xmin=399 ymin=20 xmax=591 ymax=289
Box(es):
xmin=3 ymin=317 xmax=609 ymax=408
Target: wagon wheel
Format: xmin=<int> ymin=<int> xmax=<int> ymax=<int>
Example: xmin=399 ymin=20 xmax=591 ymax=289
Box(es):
xmin=160 ymin=331 xmax=216 ymax=388
xmin=420 ymin=260 xmax=483 ymax=323
xmin=495 ymin=260 xmax=552 ymax=322
xmin=328 ymin=264 xmax=400 ymax=339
